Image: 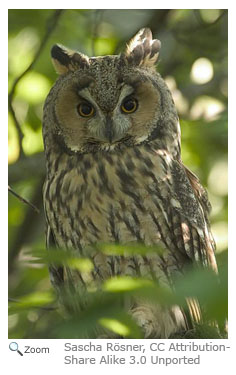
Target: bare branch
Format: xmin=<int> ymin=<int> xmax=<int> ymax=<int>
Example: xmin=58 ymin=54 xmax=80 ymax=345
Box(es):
xmin=9 ymin=177 xmax=44 ymax=274
xmin=8 ymin=185 xmax=40 ymax=214
xmin=8 ymin=9 xmax=65 ymax=158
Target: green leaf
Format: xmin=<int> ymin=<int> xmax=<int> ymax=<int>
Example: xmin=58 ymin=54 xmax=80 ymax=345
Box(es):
xmin=98 ymin=313 xmax=142 ymax=338
xmin=103 ymin=276 xmax=153 ymax=293
xmin=29 ymin=248 xmax=94 ymax=272
xmin=97 ymin=242 xmax=165 ymax=256
xmin=9 ymin=291 xmax=55 ymax=314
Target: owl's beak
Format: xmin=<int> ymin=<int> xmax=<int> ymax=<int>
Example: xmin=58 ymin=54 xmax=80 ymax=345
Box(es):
xmin=104 ymin=116 xmax=115 ymax=143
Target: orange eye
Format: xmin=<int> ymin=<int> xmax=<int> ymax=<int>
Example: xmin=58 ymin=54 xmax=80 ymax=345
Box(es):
xmin=77 ymin=102 xmax=95 ymax=117
xmin=121 ymin=98 xmax=138 ymax=114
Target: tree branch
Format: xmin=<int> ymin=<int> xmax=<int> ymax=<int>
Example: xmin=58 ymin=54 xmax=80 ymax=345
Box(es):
xmin=9 ymin=177 xmax=45 ymax=274
xmin=8 ymin=185 xmax=40 ymax=214
xmin=8 ymin=9 xmax=64 ymax=158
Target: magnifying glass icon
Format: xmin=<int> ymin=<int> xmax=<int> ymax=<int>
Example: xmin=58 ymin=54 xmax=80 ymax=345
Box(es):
xmin=9 ymin=342 xmax=23 ymax=356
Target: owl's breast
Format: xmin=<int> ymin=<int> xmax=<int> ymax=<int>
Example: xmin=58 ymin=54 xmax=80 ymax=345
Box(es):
xmin=44 ymin=146 xmax=173 ymax=251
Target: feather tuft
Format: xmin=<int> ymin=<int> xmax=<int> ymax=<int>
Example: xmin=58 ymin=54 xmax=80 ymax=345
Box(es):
xmin=124 ymin=28 xmax=161 ymax=67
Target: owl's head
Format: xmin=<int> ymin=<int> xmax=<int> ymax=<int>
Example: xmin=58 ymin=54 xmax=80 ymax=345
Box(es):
xmin=43 ymin=28 xmax=180 ymax=157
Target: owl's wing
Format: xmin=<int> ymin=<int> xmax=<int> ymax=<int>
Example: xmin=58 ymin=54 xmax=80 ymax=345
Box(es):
xmin=183 ymin=163 xmax=217 ymax=271
xmin=166 ymin=158 xmax=217 ymax=325
xmin=170 ymin=160 xmax=217 ymax=271
xmin=46 ymin=223 xmax=64 ymax=288
xmin=44 ymin=199 xmax=64 ymax=290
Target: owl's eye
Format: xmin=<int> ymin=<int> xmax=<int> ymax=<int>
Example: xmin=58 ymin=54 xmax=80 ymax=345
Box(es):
xmin=121 ymin=97 xmax=138 ymax=114
xmin=77 ymin=102 xmax=95 ymax=117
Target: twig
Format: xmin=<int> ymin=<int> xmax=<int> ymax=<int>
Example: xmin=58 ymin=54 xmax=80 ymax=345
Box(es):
xmin=8 ymin=9 xmax=64 ymax=158
xmin=8 ymin=100 xmax=25 ymax=157
xmin=9 ymin=177 xmax=44 ymax=274
xmin=8 ymin=185 xmax=40 ymax=214
xmin=173 ymin=9 xmax=227 ymax=39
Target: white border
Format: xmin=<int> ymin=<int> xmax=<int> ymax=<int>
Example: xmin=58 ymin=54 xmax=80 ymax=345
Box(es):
xmin=5 ymin=3 xmax=234 ymax=374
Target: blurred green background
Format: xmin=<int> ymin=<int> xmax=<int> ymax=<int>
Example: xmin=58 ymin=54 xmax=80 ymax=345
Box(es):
xmin=8 ymin=9 xmax=228 ymax=339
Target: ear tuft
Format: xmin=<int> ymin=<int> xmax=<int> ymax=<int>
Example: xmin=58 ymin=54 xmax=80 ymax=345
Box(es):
xmin=124 ymin=28 xmax=161 ymax=68
xmin=51 ymin=45 xmax=71 ymax=65
xmin=51 ymin=44 xmax=72 ymax=74
xmin=51 ymin=44 xmax=89 ymax=75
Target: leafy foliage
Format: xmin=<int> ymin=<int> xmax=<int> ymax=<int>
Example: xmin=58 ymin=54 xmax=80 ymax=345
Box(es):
xmin=9 ymin=247 xmax=227 ymax=338
xmin=8 ymin=9 xmax=227 ymax=339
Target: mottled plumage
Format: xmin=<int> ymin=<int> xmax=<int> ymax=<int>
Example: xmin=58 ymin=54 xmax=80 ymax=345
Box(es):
xmin=42 ymin=28 xmax=217 ymax=338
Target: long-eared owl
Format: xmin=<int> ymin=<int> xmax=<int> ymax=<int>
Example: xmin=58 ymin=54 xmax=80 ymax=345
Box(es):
xmin=42 ymin=28 xmax=217 ymax=338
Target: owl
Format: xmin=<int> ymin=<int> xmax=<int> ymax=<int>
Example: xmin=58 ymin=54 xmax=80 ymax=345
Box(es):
xmin=42 ymin=28 xmax=217 ymax=338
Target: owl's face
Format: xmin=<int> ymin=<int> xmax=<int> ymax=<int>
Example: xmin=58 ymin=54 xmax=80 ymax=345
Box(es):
xmin=44 ymin=29 xmax=180 ymax=156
